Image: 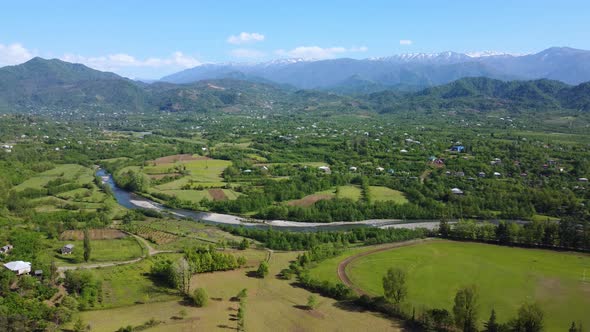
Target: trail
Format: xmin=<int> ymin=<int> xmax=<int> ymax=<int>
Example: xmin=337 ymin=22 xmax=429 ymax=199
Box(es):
xmin=57 ymin=233 xmax=180 ymax=274
xmin=337 ymin=238 xmax=434 ymax=296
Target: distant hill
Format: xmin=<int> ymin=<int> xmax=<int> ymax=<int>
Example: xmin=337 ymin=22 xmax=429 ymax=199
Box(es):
xmin=0 ymin=57 xmax=354 ymax=114
xmin=0 ymin=57 xmax=147 ymax=112
xmin=161 ymin=47 xmax=590 ymax=90
xmin=368 ymin=77 xmax=590 ymax=113
xmin=1 ymin=58 xmax=589 ymax=116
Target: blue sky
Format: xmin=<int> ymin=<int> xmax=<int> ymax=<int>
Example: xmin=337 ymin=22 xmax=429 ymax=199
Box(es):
xmin=1 ymin=0 xmax=589 ymax=78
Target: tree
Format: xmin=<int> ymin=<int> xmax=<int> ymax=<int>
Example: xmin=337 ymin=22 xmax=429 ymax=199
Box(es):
xmin=191 ymin=288 xmax=208 ymax=307
xmin=256 ymin=261 xmax=269 ymax=278
xmin=382 ymin=267 xmax=407 ymax=304
xmin=569 ymin=322 xmax=582 ymax=332
xmin=83 ymin=228 xmax=91 ymax=262
xmin=49 ymin=260 xmax=58 ymax=285
xmin=238 ymin=238 xmax=250 ymax=250
xmin=175 ymin=258 xmax=191 ymax=295
xmin=484 ymin=309 xmax=499 ymax=332
xmin=307 ymin=294 xmax=318 ymax=310
xmin=453 ymin=285 xmax=479 ymax=332
xmin=237 ymin=256 xmax=247 ymax=266
xmin=439 ymin=219 xmax=451 ymax=238
xmin=509 ymin=303 xmax=543 ymax=332
xmin=237 ymin=288 xmax=248 ymax=300
xmin=73 ymin=318 xmax=89 ymax=332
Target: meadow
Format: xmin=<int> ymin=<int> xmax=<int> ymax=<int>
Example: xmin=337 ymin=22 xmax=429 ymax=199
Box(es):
xmin=80 ymin=251 xmax=401 ymax=332
xmin=335 ymin=240 xmax=590 ymax=331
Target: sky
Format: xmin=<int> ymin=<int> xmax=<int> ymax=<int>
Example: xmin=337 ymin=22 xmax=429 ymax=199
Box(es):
xmin=1 ymin=0 xmax=589 ymax=79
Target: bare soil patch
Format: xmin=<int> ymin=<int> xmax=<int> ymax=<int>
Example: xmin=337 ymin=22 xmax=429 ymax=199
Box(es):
xmin=287 ymin=194 xmax=333 ymax=207
xmin=59 ymin=229 xmax=127 ymax=241
xmin=148 ymin=172 xmax=183 ymax=179
xmin=153 ymin=154 xmax=210 ymax=165
xmin=208 ymin=189 xmax=228 ymax=201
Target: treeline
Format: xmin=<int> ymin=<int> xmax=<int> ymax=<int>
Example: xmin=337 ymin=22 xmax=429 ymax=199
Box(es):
xmin=150 ymin=246 xmax=245 ymax=290
xmin=441 ymin=218 xmax=590 ymax=251
xmin=221 ymin=226 xmax=428 ymax=251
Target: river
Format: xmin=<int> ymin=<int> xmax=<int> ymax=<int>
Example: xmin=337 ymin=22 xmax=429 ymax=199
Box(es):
xmin=97 ymin=169 xmax=444 ymax=231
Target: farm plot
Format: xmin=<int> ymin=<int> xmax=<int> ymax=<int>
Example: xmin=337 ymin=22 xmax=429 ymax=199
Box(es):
xmin=59 ymin=229 xmax=127 ymax=240
xmin=369 ymin=186 xmax=408 ymax=204
xmin=342 ymin=240 xmax=590 ymax=331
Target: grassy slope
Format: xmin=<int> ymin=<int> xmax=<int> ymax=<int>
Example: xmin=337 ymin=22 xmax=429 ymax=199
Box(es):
xmin=346 ymin=240 xmax=590 ymax=331
xmin=369 ymin=186 xmax=408 ymax=204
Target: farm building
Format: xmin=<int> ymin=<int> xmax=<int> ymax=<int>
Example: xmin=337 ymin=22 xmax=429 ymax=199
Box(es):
xmin=0 ymin=244 xmax=13 ymax=254
xmin=3 ymin=261 xmax=31 ymax=275
xmin=450 ymin=145 xmax=465 ymax=153
xmin=61 ymin=244 xmax=74 ymax=255
xmin=451 ymin=188 xmax=464 ymax=195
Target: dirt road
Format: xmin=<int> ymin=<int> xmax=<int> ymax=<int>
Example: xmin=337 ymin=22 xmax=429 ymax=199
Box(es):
xmin=337 ymin=238 xmax=434 ymax=296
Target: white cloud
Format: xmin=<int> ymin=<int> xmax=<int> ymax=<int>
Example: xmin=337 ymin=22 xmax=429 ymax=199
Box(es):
xmin=227 ymin=32 xmax=265 ymax=45
xmin=230 ymin=48 xmax=266 ymax=59
xmin=275 ymin=46 xmax=368 ymax=60
xmin=61 ymin=51 xmax=201 ymax=73
xmin=399 ymin=40 xmax=413 ymax=45
xmin=0 ymin=43 xmax=35 ymax=66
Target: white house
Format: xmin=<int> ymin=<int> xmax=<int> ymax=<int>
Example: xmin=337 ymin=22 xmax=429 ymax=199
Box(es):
xmin=349 ymin=166 xmax=357 ymax=172
xmin=3 ymin=261 xmax=32 ymax=275
xmin=376 ymin=167 xmax=385 ymax=172
xmin=451 ymin=188 xmax=464 ymax=195
xmin=318 ymin=166 xmax=331 ymax=173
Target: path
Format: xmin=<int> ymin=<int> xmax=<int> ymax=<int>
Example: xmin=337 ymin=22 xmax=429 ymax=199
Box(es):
xmin=57 ymin=233 xmax=180 ymax=274
xmin=337 ymin=238 xmax=434 ymax=296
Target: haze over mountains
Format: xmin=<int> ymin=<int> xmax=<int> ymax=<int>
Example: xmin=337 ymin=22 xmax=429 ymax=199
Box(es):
xmin=0 ymin=47 xmax=590 ymax=114
xmin=162 ymin=47 xmax=590 ymax=91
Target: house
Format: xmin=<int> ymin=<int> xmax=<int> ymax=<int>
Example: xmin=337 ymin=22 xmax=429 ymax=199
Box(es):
xmin=455 ymin=171 xmax=465 ymax=177
xmin=579 ymin=178 xmax=589 ymax=182
xmin=400 ymin=149 xmax=408 ymax=153
xmin=61 ymin=244 xmax=74 ymax=255
xmin=451 ymin=188 xmax=464 ymax=195
xmin=450 ymin=145 xmax=465 ymax=153
xmin=349 ymin=166 xmax=358 ymax=172
xmin=3 ymin=261 xmax=31 ymax=275
xmin=34 ymin=270 xmax=43 ymax=278
xmin=478 ymin=172 xmax=486 ymax=178
xmin=318 ymin=166 xmax=331 ymax=174
xmin=0 ymin=244 xmax=13 ymax=254
xmin=494 ymin=172 xmax=502 ymax=177
xmin=242 ymin=169 xmax=252 ymax=174
xmin=376 ymin=167 xmax=385 ymax=172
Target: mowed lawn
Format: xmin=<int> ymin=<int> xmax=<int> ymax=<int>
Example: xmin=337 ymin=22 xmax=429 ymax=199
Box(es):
xmin=345 ymin=240 xmax=590 ymax=331
xmin=80 ymin=251 xmax=401 ymax=332
xmin=369 ymin=186 xmax=408 ymax=204
xmin=53 ymin=236 xmax=145 ymax=265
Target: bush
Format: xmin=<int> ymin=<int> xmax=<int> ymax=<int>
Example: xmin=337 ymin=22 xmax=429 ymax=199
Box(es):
xmin=191 ymin=288 xmax=208 ymax=307
xmin=256 ymin=261 xmax=269 ymax=278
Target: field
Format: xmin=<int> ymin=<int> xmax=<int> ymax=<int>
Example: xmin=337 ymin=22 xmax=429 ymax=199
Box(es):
xmin=285 ymin=185 xmax=363 ymax=207
xmin=335 ymin=240 xmax=590 ymax=331
xmin=80 ymin=251 xmax=401 ymax=332
xmin=369 ymin=186 xmax=408 ymax=204
xmin=53 ymin=236 xmax=145 ymax=265
xmin=131 ymin=156 xmax=244 ymax=204
xmin=87 ymin=254 xmax=182 ymax=309
xmin=13 ymin=163 xmax=123 ymax=215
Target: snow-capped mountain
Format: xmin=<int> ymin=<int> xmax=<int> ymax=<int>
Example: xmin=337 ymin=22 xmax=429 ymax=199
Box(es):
xmin=161 ymin=47 xmax=590 ymax=90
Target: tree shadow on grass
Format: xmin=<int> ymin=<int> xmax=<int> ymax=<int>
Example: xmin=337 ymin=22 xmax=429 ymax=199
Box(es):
xmin=245 ymin=270 xmax=260 ymax=278
xmin=217 ymin=325 xmax=238 ymax=330
xmin=333 ymin=301 xmax=413 ymax=331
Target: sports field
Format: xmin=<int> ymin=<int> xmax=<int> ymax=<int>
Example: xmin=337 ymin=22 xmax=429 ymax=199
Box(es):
xmin=340 ymin=240 xmax=590 ymax=331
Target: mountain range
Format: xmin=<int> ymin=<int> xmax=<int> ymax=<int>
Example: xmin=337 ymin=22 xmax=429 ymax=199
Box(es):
xmin=1 ymin=48 xmax=590 ymax=115
xmin=161 ymin=47 xmax=590 ymax=92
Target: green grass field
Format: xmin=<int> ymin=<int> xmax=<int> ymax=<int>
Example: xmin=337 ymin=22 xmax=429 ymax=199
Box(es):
xmin=80 ymin=251 xmax=401 ymax=332
xmin=54 ymin=237 xmax=145 ymax=265
xmin=344 ymin=240 xmax=590 ymax=331
xmin=369 ymin=186 xmax=408 ymax=204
